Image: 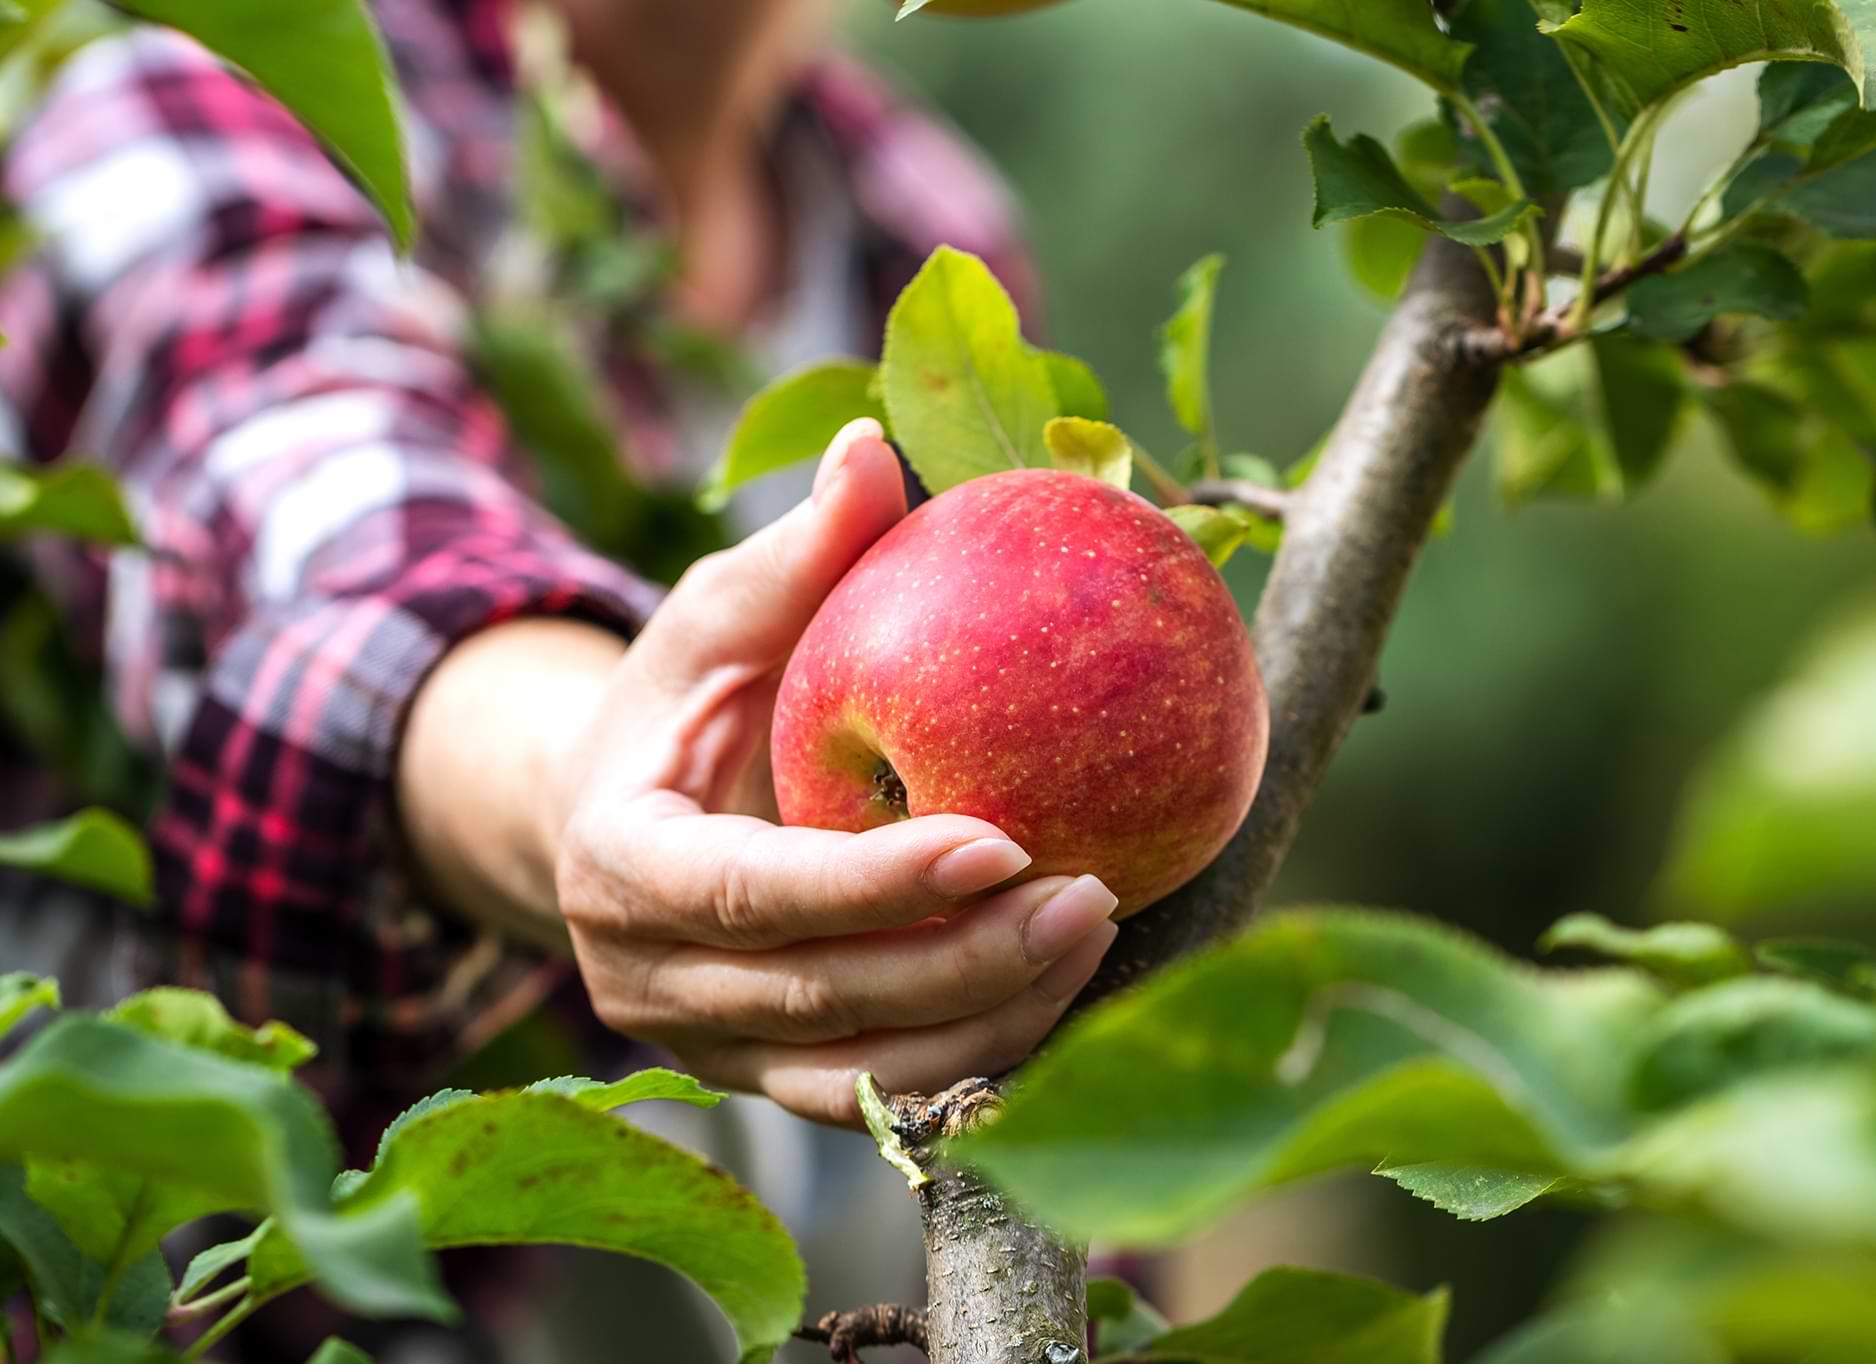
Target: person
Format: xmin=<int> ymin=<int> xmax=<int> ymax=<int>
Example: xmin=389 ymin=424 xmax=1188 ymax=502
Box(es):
xmin=0 ymin=0 xmax=1120 ymax=1135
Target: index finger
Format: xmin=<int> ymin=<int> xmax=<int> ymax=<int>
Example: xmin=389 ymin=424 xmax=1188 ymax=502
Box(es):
xmin=572 ymin=790 xmax=1035 ymax=949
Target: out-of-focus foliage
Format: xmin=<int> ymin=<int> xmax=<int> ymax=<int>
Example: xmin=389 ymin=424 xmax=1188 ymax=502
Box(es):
xmin=1657 ymin=600 xmax=1876 ymax=921
xmin=0 ymin=986 xmax=806 ymax=1364
xmin=962 ymin=906 xmax=1876 ymax=1362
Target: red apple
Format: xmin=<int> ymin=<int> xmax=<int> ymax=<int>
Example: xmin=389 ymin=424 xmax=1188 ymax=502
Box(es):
xmin=772 ymin=468 xmax=1268 ymax=916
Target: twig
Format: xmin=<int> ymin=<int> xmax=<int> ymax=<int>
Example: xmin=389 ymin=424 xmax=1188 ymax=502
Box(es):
xmin=1186 ymin=478 xmax=1289 ymax=522
xmin=1546 ymin=245 xmax=1585 ymax=277
xmin=1459 ymin=232 xmax=1688 ymax=365
xmin=795 ymin=1305 xmax=930 ymax=1362
xmin=167 ymin=1278 xmax=252 ymax=1324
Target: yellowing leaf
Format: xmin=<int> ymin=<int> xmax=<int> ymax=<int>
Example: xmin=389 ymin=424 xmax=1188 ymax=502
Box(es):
xmin=1044 ymin=417 xmax=1133 ymax=490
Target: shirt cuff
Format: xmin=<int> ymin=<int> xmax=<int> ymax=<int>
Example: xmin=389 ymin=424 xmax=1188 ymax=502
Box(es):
xmin=148 ymin=530 xmax=660 ymax=1071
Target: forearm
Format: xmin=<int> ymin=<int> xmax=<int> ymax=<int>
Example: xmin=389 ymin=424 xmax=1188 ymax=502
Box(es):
xmin=397 ymin=617 xmax=629 ymax=950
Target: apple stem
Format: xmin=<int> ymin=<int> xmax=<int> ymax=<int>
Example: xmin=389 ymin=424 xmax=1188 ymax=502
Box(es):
xmin=1185 ymin=478 xmax=1290 ymax=522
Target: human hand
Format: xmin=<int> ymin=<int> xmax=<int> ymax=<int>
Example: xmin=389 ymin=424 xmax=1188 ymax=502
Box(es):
xmin=550 ymin=420 xmax=1119 ymax=1124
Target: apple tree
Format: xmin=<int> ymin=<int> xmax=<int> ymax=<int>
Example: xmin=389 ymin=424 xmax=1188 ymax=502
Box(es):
xmin=6 ymin=0 xmax=1876 ymax=1363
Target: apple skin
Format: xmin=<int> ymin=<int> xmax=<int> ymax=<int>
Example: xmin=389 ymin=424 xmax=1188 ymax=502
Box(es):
xmin=771 ymin=468 xmax=1268 ymax=916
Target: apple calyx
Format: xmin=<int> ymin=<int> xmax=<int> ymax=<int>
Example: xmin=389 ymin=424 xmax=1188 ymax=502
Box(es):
xmin=871 ymin=760 xmax=910 ymax=818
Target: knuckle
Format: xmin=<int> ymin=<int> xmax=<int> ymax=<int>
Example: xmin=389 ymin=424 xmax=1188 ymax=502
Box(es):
xmin=588 ymin=955 xmax=662 ymax=1037
xmin=553 ymin=831 xmax=605 ymax=927
xmin=714 ymin=855 xmax=773 ymax=947
xmin=945 ymin=936 xmax=1003 ymax=1014
xmin=555 ymin=825 xmax=645 ymax=939
xmin=776 ymin=971 xmax=858 ymax=1042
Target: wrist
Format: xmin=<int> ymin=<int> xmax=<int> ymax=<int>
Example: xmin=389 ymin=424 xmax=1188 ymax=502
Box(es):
xmin=399 ymin=617 xmax=628 ymax=939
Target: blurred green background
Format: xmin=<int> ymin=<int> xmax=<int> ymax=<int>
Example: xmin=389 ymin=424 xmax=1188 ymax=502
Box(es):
xmin=841 ymin=0 xmax=1875 ymax=1356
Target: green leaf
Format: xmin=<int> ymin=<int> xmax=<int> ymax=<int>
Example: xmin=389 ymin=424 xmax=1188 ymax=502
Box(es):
xmin=0 ymin=464 xmax=138 ymax=546
xmin=114 ymin=0 xmax=413 ymax=249
xmin=1037 ymin=348 xmax=1109 ymax=422
xmin=1208 ymin=0 xmax=1473 ymax=93
xmin=1158 ymin=253 xmax=1224 ymax=442
xmin=1700 ymin=380 xmax=1874 ymax=530
xmin=247 ymin=1088 xmax=805 ymax=1364
xmin=1164 ymin=504 xmax=1262 ymax=569
xmin=0 ymin=1163 xmax=169 ymax=1333
xmin=1755 ymin=63 xmax=1861 ymax=148
xmin=1813 ymin=106 xmax=1876 ymax=171
xmin=39 ymin=1330 xmax=183 ymax=1364
xmin=307 ymin=1340 xmax=373 ymax=1364
xmin=1754 ymin=937 xmax=1876 ymax=996
xmin=338 ymin=1090 xmax=476 ymax=1200
xmin=523 ymin=1068 xmax=724 ymax=1110
xmin=1127 ymin=1266 xmax=1448 ymax=1364
xmin=1723 ymin=72 xmax=1876 ymax=234
xmin=1087 ymin=1277 xmax=1169 ymax=1357
xmin=701 ymin=361 xmax=887 ymax=511
xmin=1472 ymin=1298 xmax=1718 ymax=1364
xmin=1658 ymin=602 xmax=1876 ymax=916
xmin=23 ymin=1158 xmax=220 ymax=1268
xmin=1494 ymin=338 xmax=1686 ymax=504
xmin=175 ymin=1219 xmax=270 ymax=1304
xmin=1619 ymin=1066 xmax=1876 ymax=1244
xmin=1766 ymin=148 xmax=1876 ymax=236
xmin=0 ymin=809 xmax=152 ymax=905
xmin=0 ymin=972 xmax=57 ymax=1041
xmin=1625 ymin=245 xmax=1811 ymax=341
xmin=1538 ymin=913 xmax=1753 ymax=987
xmin=1449 ymin=0 xmax=1619 ymax=195
xmin=956 ymin=908 xmax=1657 ymax=1244
xmin=107 ymin=988 xmax=317 ymax=1071
xmin=1044 ymin=418 xmax=1134 ymax=490
xmin=1590 ymin=333 xmax=1689 ymax=490
xmin=1373 ymin=1161 xmax=1564 ymax=1221
xmin=1342 ymin=214 xmax=1427 ymax=302
xmin=879 ymin=246 xmax=1057 ymax=495
xmin=0 ymin=1015 xmax=452 ymax=1321
xmin=24 ymin=993 xmax=315 ymax=1266
xmin=1304 ymin=116 xmax=1538 ymax=244
xmin=1628 ymin=976 xmax=1876 ymax=1110
xmin=1550 ymin=0 xmax=1870 ymax=115
xmin=1556 ymin=1220 xmax=1876 ymax=1364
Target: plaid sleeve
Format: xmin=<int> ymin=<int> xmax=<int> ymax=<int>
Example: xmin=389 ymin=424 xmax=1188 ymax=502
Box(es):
xmin=0 ymin=28 xmax=661 ymax=1045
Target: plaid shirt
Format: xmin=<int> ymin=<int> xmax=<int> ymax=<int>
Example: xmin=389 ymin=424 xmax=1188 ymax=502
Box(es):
xmin=0 ymin=0 xmax=1032 ymax=1087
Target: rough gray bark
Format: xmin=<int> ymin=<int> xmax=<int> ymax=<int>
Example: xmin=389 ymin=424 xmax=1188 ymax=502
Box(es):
xmin=908 ymin=230 xmax=1503 ymax=1364
xmin=897 ymin=1083 xmax=1087 ymax=1364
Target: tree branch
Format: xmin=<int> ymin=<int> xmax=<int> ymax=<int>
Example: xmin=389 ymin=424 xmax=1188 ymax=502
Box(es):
xmin=1186 ymin=478 xmax=1290 ymax=521
xmin=1462 ymin=232 xmax=1687 ymax=364
xmin=909 ymin=229 xmax=1503 ymax=1363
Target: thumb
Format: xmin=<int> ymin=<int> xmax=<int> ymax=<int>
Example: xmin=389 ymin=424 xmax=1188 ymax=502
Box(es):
xmin=643 ymin=418 xmax=907 ymax=681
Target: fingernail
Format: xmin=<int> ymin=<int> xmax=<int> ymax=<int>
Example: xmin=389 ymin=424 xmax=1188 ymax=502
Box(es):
xmin=1022 ymin=875 xmax=1119 ymax=963
xmin=1034 ymin=920 xmax=1118 ymax=1000
xmin=927 ymin=838 xmax=1032 ymax=898
xmin=813 ymin=417 xmax=885 ymax=504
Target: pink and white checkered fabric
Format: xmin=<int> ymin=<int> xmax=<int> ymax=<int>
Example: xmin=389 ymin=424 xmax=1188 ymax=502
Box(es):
xmin=0 ymin=0 xmax=1033 ymax=1081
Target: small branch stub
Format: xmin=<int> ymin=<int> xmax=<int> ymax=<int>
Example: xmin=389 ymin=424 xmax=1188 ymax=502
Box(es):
xmin=857 ymin=1071 xmax=931 ymax=1190
xmin=796 ymin=1304 xmax=930 ymax=1363
xmin=1461 ymin=232 xmax=1689 ymax=364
